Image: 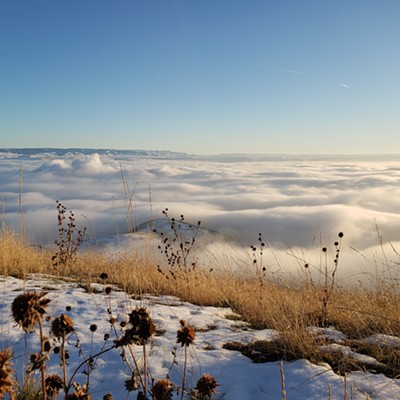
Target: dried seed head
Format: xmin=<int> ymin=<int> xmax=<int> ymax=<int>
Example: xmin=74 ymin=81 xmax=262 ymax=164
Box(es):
xmin=51 ymin=314 xmax=75 ymax=338
xmin=65 ymin=382 xmax=92 ymax=400
xmin=89 ymin=324 xmax=97 ymax=333
xmin=105 ymin=286 xmax=112 ymax=295
xmin=0 ymin=348 xmax=14 ymax=399
xmin=12 ymin=291 xmax=51 ymax=333
xmin=115 ymin=307 xmax=156 ymax=347
xmin=45 ymin=374 xmax=64 ymax=398
xmin=99 ymin=272 xmax=108 ymax=280
xmin=27 ymin=352 xmax=49 ymax=373
xmin=152 ymin=378 xmax=174 ymax=400
xmin=124 ymin=375 xmax=139 ymax=392
xmin=177 ymin=320 xmax=195 ymax=347
xmin=103 ymin=394 xmax=113 ymax=400
xmin=195 ymin=374 xmax=219 ymax=397
xmin=43 ymin=338 xmax=51 ymax=353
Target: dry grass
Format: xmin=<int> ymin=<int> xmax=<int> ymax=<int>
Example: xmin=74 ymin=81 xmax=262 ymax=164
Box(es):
xmin=0 ymin=229 xmax=51 ymax=278
xmin=2 ymin=229 xmax=400 ymax=368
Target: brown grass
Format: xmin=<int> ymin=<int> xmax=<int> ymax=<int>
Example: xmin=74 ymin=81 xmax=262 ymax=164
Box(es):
xmin=2 ymin=229 xmax=400 ymax=358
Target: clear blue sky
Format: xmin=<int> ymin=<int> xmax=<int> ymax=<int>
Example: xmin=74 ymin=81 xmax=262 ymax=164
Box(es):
xmin=1 ymin=1 xmax=399 ymax=154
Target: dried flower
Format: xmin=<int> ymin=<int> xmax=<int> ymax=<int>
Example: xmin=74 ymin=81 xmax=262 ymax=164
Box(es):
xmin=152 ymin=378 xmax=174 ymax=400
xmin=65 ymin=382 xmax=92 ymax=399
xmin=89 ymin=324 xmax=97 ymax=332
xmin=27 ymin=352 xmax=49 ymax=373
xmin=177 ymin=320 xmax=195 ymax=347
xmin=124 ymin=375 xmax=139 ymax=392
xmin=45 ymin=374 xmax=64 ymax=398
xmin=105 ymin=286 xmax=112 ymax=295
xmin=51 ymin=314 xmax=75 ymax=338
xmin=195 ymin=374 xmax=219 ymax=398
xmin=99 ymin=272 xmax=108 ymax=280
xmin=103 ymin=395 xmax=113 ymax=400
xmin=0 ymin=348 xmax=14 ymax=399
xmin=115 ymin=307 xmax=155 ymax=347
xmin=12 ymin=291 xmax=51 ymax=333
xmin=43 ymin=337 xmax=51 ymax=352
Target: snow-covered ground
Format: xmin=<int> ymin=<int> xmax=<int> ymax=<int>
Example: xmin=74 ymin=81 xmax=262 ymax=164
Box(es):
xmin=1 ymin=275 xmax=399 ymax=399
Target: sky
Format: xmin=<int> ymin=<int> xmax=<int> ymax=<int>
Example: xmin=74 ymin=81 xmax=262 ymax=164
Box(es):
xmin=1 ymin=1 xmax=400 ymax=154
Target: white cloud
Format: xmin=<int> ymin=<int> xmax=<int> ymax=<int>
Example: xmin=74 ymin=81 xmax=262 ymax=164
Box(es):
xmin=2 ymin=152 xmax=400 ymax=280
xmin=263 ymin=64 xmax=306 ymax=75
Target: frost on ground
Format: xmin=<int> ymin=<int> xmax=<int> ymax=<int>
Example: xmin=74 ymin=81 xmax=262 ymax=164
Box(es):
xmin=0 ymin=275 xmax=399 ymax=399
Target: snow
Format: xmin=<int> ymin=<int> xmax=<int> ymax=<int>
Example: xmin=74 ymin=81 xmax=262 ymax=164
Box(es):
xmin=1 ymin=275 xmax=399 ymax=399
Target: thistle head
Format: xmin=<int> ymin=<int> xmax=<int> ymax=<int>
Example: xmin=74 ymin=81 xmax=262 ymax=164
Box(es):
xmin=51 ymin=314 xmax=75 ymax=338
xmin=45 ymin=374 xmax=64 ymax=398
xmin=152 ymin=378 xmax=174 ymax=400
xmin=12 ymin=291 xmax=51 ymax=333
xmin=0 ymin=348 xmax=14 ymax=399
xmin=65 ymin=382 xmax=92 ymax=399
xmin=115 ymin=307 xmax=156 ymax=347
xmin=195 ymin=374 xmax=219 ymax=398
xmin=177 ymin=319 xmax=195 ymax=347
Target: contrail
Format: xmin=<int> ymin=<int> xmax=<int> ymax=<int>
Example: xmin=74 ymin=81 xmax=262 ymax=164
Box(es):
xmin=262 ymin=64 xmax=306 ymax=75
xmin=338 ymin=83 xmax=350 ymax=89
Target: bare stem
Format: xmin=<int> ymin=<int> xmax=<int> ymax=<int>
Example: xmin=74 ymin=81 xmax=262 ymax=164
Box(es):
xmin=66 ymin=345 xmax=115 ymax=393
xmin=61 ymin=335 xmax=67 ymax=391
xmin=180 ymin=346 xmax=188 ymax=400
xmin=37 ymin=318 xmax=47 ymax=400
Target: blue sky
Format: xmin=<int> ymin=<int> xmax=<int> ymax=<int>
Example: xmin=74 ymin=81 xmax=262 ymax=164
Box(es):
xmin=1 ymin=1 xmax=399 ymax=154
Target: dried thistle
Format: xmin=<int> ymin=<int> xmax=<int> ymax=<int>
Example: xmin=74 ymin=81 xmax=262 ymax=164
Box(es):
xmin=152 ymin=378 xmax=174 ymax=400
xmin=0 ymin=348 xmax=14 ymax=399
xmin=27 ymin=352 xmax=49 ymax=373
xmin=124 ymin=375 xmax=139 ymax=392
xmin=99 ymin=272 xmax=108 ymax=280
xmin=43 ymin=337 xmax=51 ymax=353
xmin=177 ymin=320 xmax=195 ymax=347
xmin=45 ymin=374 xmax=64 ymax=398
xmin=65 ymin=382 xmax=92 ymax=400
xmin=115 ymin=307 xmax=156 ymax=347
xmin=51 ymin=314 xmax=75 ymax=338
xmin=12 ymin=291 xmax=51 ymax=333
xmin=195 ymin=374 xmax=219 ymax=398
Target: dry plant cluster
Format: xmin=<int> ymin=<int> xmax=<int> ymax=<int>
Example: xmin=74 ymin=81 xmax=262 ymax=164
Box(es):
xmin=0 ymin=268 xmax=218 ymax=400
xmin=1 ymin=202 xmax=400 ymax=399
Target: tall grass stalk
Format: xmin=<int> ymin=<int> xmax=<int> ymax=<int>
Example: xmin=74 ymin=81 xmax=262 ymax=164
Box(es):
xmin=19 ymin=163 xmax=25 ymax=243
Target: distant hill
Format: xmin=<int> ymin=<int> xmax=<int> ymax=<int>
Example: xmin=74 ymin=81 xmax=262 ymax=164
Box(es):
xmin=0 ymin=148 xmax=195 ymax=159
xmin=1 ymin=148 xmax=399 ymax=162
xmin=90 ymin=217 xmax=232 ymax=250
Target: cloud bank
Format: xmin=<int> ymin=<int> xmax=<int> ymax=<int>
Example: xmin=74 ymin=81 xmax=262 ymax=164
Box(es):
xmin=2 ymin=151 xmax=400 ymax=280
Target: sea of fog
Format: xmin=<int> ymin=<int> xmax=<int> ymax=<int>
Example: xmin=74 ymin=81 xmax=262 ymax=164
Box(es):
xmin=2 ymin=148 xmax=400 ymax=284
